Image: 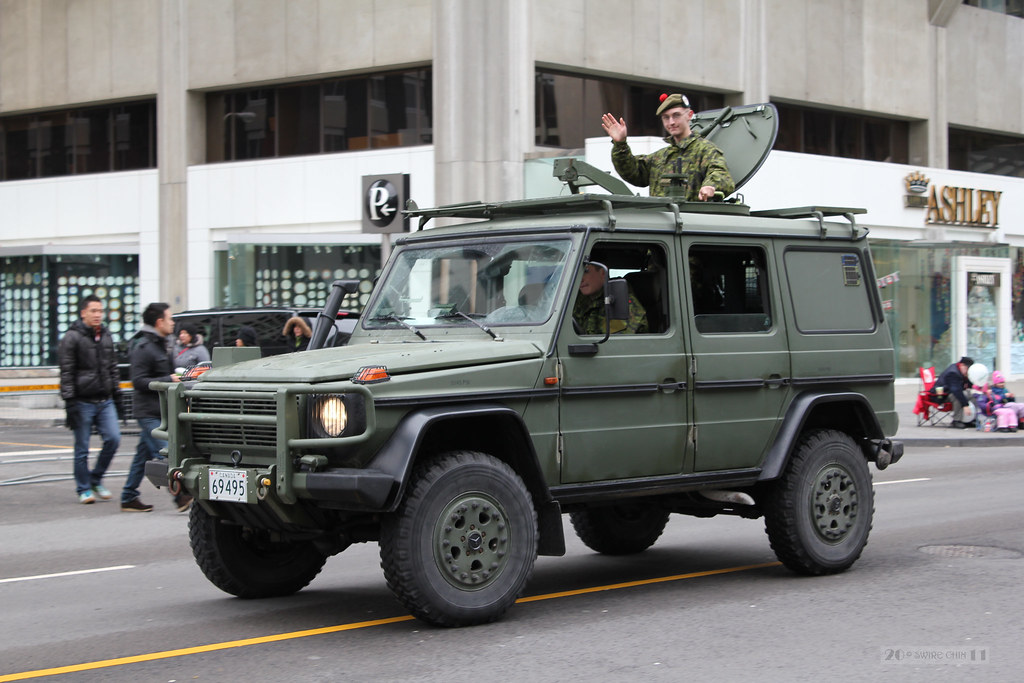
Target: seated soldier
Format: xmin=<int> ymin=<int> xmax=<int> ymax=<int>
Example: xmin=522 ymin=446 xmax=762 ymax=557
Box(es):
xmin=572 ymin=262 xmax=647 ymax=334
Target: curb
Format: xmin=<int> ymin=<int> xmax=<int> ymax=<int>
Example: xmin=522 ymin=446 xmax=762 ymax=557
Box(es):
xmin=900 ymin=435 xmax=1024 ymax=448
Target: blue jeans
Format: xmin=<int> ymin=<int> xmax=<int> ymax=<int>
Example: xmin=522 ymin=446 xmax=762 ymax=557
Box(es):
xmin=72 ymin=399 xmax=121 ymax=495
xmin=122 ymin=416 xmax=166 ymax=504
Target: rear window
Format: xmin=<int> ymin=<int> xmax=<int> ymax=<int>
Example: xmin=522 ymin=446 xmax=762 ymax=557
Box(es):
xmin=689 ymin=245 xmax=772 ymax=334
xmin=784 ymin=249 xmax=876 ymax=333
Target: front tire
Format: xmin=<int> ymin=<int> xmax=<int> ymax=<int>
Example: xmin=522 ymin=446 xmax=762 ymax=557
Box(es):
xmin=763 ymin=429 xmax=874 ymax=575
xmin=570 ymin=504 xmax=670 ymax=555
xmin=379 ymin=451 xmax=538 ymax=627
xmin=189 ymin=504 xmax=327 ymax=598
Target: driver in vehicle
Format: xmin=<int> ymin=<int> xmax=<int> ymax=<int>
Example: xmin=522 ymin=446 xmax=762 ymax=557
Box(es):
xmin=572 ymin=262 xmax=647 ymax=334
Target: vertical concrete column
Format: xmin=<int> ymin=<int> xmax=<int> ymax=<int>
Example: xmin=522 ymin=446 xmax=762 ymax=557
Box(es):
xmin=918 ymin=0 xmax=959 ymax=169
xmin=731 ymin=0 xmax=768 ymax=107
xmin=157 ymin=0 xmax=189 ymax=309
xmin=433 ymin=0 xmax=533 ymax=205
xmin=926 ymin=24 xmax=949 ymax=169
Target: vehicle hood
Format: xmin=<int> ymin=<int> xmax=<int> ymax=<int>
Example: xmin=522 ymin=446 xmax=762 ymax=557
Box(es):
xmin=198 ymin=340 xmax=545 ymax=384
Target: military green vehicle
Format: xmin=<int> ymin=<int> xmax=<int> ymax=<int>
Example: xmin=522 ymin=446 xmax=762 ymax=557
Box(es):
xmin=148 ymin=103 xmax=902 ymax=627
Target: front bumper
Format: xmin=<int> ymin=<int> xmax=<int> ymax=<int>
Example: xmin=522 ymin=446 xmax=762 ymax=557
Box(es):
xmin=144 ymin=449 xmax=395 ymax=511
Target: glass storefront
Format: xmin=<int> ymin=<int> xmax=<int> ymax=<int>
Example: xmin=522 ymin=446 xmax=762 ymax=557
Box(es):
xmin=220 ymin=242 xmax=382 ymax=312
xmin=869 ymin=240 xmax=1023 ymax=378
xmin=0 ymin=254 xmax=139 ymax=367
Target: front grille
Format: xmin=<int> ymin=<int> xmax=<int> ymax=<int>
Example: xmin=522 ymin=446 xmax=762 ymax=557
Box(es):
xmin=187 ymin=394 xmax=283 ymax=449
xmin=189 ymin=396 xmax=278 ymax=415
xmin=191 ymin=423 xmax=278 ymax=448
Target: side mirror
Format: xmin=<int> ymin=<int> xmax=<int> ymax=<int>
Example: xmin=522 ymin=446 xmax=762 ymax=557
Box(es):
xmin=606 ymin=278 xmax=629 ymax=323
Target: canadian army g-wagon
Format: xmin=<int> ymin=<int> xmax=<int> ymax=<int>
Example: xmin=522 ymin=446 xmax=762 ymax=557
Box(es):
xmin=149 ymin=104 xmax=902 ymax=626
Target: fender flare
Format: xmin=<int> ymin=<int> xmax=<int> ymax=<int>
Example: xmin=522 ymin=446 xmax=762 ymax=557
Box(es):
xmin=758 ymin=391 xmax=885 ymax=482
xmin=369 ymin=403 xmax=565 ymax=556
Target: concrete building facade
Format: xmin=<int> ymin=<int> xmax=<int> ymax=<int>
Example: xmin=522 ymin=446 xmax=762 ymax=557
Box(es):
xmin=1 ymin=0 xmax=1023 ymax=377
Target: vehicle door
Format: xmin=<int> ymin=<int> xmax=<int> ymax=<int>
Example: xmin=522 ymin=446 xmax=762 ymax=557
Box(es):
xmin=556 ymin=238 xmax=691 ymax=483
xmin=683 ymin=239 xmax=791 ymax=471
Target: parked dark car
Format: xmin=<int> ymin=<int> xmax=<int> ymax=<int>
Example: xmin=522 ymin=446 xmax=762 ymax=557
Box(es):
xmin=171 ymin=307 xmax=359 ymax=358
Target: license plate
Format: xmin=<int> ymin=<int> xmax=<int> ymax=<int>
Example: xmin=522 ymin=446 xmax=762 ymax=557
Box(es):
xmin=209 ymin=469 xmax=248 ymax=503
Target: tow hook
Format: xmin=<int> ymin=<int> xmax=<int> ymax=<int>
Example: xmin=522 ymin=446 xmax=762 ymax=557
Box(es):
xmin=168 ymin=469 xmax=184 ymax=496
xmin=874 ymin=438 xmax=904 ymax=470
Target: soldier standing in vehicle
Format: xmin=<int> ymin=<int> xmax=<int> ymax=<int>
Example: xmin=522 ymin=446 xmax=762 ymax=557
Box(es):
xmin=58 ymin=294 xmax=122 ymax=504
xmin=602 ymin=93 xmax=734 ymax=201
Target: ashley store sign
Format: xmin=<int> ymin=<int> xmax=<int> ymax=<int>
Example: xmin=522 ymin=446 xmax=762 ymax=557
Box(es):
xmin=904 ymin=171 xmax=1001 ymax=228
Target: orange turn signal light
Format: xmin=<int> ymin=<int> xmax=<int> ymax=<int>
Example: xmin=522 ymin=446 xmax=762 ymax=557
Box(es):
xmin=352 ymin=365 xmax=390 ymax=384
xmin=544 ymin=376 xmax=559 ymax=385
xmin=181 ymin=363 xmax=212 ymax=380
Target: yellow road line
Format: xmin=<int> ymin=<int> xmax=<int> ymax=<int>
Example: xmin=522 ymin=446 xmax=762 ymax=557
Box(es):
xmin=516 ymin=561 xmax=782 ymax=602
xmin=0 ymin=560 xmax=781 ymax=681
xmin=0 ymin=382 xmax=131 ymax=393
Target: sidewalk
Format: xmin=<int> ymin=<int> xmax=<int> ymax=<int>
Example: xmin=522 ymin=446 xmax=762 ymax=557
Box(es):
xmin=4 ymin=380 xmax=1023 ymax=448
xmin=892 ymin=380 xmax=1024 ymax=448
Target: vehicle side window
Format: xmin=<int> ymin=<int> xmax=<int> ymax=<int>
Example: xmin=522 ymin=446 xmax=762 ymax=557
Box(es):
xmin=784 ymin=248 xmax=876 ymax=333
xmin=689 ymin=245 xmax=772 ymax=334
xmin=574 ymin=242 xmax=670 ymax=335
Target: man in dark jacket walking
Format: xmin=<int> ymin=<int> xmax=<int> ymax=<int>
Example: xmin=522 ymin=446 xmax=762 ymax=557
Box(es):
xmin=121 ymin=302 xmax=186 ymax=512
xmin=59 ymin=294 xmax=122 ymax=504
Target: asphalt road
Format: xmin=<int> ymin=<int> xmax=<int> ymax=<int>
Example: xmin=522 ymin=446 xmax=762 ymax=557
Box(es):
xmin=1 ymin=426 xmax=1021 ymax=682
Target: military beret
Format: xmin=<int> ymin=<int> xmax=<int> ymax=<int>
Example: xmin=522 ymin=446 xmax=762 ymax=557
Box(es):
xmin=656 ymin=92 xmax=691 ymax=116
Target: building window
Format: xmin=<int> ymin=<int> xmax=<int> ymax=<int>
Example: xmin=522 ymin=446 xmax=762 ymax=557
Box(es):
xmin=949 ymin=128 xmax=1024 ymax=178
xmin=0 ymin=101 xmax=156 ymax=181
xmin=222 ymin=242 xmax=381 ymax=310
xmin=962 ymin=0 xmax=1024 ymax=19
xmin=0 ymin=254 xmax=139 ymax=368
xmin=773 ymin=102 xmax=909 ymax=164
xmin=206 ymin=68 xmax=432 ymax=163
xmin=535 ymin=70 xmax=725 ymax=149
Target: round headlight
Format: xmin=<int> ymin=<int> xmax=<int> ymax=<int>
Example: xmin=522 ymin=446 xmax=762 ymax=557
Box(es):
xmin=315 ymin=395 xmax=348 ymax=437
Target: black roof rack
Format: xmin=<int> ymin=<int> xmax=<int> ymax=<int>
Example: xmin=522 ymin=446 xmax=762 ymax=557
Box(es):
xmin=751 ymin=206 xmax=867 ymax=239
xmin=404 ymin=194 xmax=758 ymax=231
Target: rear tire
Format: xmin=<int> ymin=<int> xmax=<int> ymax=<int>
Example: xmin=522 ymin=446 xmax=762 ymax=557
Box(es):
xmin=763 ymin=429 xmax=873 ymax=575
xmin=379 ymin=451 xmax=537 ymax=627
xmin=189 ymin=504 xmax=327 ymax=598
xmin=570 ymin=504 xmax=670 ymax=555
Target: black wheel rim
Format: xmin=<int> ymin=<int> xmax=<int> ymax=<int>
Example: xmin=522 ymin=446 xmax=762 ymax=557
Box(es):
xmin=809 ymin=464 xmax=859 ymax=544
xmin=433 ymin=491 xmax=512 ymax=591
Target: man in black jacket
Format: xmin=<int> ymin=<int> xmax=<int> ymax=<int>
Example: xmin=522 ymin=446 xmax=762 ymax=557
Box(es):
xmin=59 ymin=294 xmax=122 ymax=504
xmin=937 ymin=356 xmax=975 ymax=429
xmin=121 ymin=302 xmax=185 ymax=512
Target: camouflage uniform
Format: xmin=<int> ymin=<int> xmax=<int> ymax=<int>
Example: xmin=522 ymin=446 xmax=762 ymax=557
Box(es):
xmin=572 ymin=289 xmax=648 ymax=335
xmin=611 ymin=135 xmax=735 ymax=201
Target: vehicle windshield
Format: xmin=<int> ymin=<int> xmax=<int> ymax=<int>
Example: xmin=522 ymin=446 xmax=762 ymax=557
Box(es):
xmin=364 ymin=238 xmax=571 ymax=329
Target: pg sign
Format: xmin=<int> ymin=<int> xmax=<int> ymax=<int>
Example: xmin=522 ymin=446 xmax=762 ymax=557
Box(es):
xmin=362 ymin=174 xmax=410 ymax=234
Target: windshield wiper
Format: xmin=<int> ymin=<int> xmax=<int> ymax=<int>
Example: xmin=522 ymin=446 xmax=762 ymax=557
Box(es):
xmin=369 ymin=314 xmax=426 ymax=340
xmin=435 ymin=310 xmax=503 ymax=341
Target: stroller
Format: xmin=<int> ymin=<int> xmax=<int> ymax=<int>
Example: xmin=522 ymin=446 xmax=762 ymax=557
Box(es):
xmin=912 ymin=366 xmax=953 ymax=426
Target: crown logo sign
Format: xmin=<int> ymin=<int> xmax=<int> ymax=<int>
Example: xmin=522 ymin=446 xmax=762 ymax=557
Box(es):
xmin=905 ymin=171 xmax=929 ymax=194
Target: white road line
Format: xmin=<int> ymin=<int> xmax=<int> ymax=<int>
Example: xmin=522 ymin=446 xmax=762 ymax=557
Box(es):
xmin=0 ymin=449 xmax=80 ymax=457
xmin=875 ymin=478 xmax=931 ymax=486
xmin=0 ymin=565 xmax=135 ymax=585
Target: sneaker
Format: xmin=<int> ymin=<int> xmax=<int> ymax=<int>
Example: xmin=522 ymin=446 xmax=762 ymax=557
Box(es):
xmin=79 ymin=490 xmax=96 ymax=504
xmin=121 ymin=498 xmax=154 ymax=513
xmin=174 ymin=492 xmax=194 ymax=513
xmin=92 ymin=484 xmax=113 ymax=501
